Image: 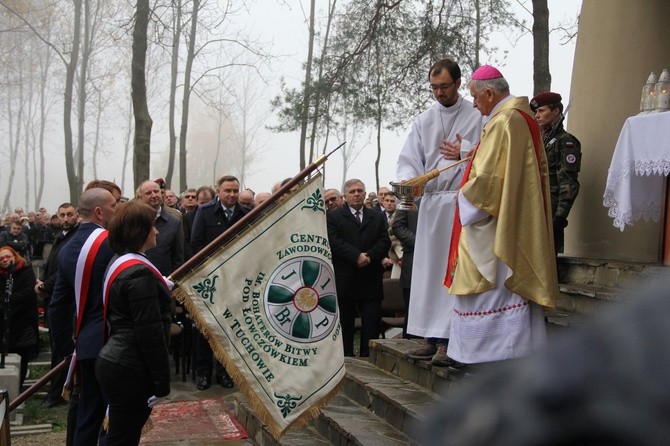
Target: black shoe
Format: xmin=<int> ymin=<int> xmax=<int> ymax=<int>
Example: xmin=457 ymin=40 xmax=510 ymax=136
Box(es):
xmin=196 ymin=375 xmax=211 ymax=390
xmin=216 ymin=375 xmax=234 ymax=388
xmin=447 ymin=361 xmax=469 ymax=376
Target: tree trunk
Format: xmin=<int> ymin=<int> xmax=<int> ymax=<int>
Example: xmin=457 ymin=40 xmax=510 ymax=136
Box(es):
xmin=308 ymin=0 xmax=337 ymax=166
xmin=298 ymin=0 xmax=316 ymax=170
xmin=120 ymin=98 xmax=133 ymax=196
xmin=179 ymin=0 xmax=199 ymax=191
xmin=91 ymin=87 xmax=103 ymax=179
xmin=64 ymin=0 xmax=82 ymax=202
xmin=75 ymin=0 xmax=91 ymax=194
xmin=3 ymin=63 xmax=23 ymax=211
xmin=34 ymin=28 xmax=52 ymax=209
xmin=532 ymin=0 xmax=551 ymax=94
xmin=24 ymin=51 xmax=36 ymax=209
xmin=132 ymin=0 xmax=153 ymax=188
xmin=474 ymin=0 xmax=481 ymax=68
xmin=166 ymin=0 xmax=182 ymax=188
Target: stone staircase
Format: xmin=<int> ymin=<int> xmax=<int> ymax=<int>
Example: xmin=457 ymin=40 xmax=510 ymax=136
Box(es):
xmin=233 ymin=257 xmax=669 ymax=445
xmin=547 ymin=256 xmax=668 ymax=325
xmin=234 ymin=338 xmax=455 ymax=445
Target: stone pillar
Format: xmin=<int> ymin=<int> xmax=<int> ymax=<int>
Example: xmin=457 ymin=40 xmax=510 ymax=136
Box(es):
xmin=566 ymin=0 xmax=670 ymax=261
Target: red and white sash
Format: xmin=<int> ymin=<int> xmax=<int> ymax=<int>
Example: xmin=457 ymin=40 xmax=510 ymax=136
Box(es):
xmin=74 ymin=227 xmax=109 ymax=337
xmin=63 ymin=227 xmax=108 ymax=399
xmin=102 ymin=253 xmax=169 ymax=331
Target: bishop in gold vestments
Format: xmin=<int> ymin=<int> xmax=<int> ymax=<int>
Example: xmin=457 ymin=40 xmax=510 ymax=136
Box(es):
xmin=446 ymin=66 xmax=558 ymax=365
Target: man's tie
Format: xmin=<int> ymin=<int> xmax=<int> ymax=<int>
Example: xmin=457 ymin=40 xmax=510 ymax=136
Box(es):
xmin=225 ymin=209 xmax=232 ymax=222
xmin=355 ymin=210 xmax=362 ymax=224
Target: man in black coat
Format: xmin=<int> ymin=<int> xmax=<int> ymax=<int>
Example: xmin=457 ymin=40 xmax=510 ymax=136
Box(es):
xmin=35 ymin=203 xmax=80 ymax=408
xmin=327 ymin=179 xmax=390 ymax=357
xmin=138 ymin=180 xmax=184 ymax=276
xmin=392 ymin=205 xmax=419 ymax=339
xmin=191 ymin=175 xmax=249 ymax=390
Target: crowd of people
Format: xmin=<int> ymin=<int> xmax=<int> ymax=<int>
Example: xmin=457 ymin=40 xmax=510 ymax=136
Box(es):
xmin=0 ymin=57 xmax=582 ymax=445
xmin=0 ymin=177 xmax=286 ymax=445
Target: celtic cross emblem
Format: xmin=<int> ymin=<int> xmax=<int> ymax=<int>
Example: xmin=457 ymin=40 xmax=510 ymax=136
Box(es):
xmin=192 ymin=276 xmax=218 ymax=304
xmin=274 ymin=392 xmax=303 ymax=418
xmin=301 ymin=188 xmax=325 ymax=213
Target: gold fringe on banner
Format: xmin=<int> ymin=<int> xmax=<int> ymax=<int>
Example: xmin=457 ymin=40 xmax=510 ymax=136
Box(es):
xmin=174 ymin=286 xmax=342 ymax=440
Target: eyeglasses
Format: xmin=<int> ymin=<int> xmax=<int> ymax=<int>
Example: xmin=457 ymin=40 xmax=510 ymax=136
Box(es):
xmin=184 ymin=195 xmax=196 ymax=199
xmin=429 ymin=81 xmax=456 ymax=92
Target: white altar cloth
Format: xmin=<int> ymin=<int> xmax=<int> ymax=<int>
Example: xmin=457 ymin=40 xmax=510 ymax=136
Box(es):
xmin=603 ymin=112 xmax=670 ymax=231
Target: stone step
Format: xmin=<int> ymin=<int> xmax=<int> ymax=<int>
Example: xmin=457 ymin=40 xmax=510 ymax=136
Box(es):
xmin=368 ymin=338 xmax=453 ymax=397
xmin=317 ymin=394 xmax=410 ymax=445
xmin=554 ymin=283 xmax=620 ymax=316
xmin=234 ymin=393 xmax=331 ymax=446
xmin=235 ymin=391 xmax=411 ymax=446
xmin=558 ymin=256 xmax=667 ymax=289
xmin=342 ymin=358 xmax=443 ymax=441
xmin=9 ymin=423 xmax=52 ymax=436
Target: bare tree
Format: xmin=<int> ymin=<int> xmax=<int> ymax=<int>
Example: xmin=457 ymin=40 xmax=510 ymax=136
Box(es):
xmin=229 ymin=70 xmax=268 ymax=187
xmin=165 ymin=0 xmax=182 ymax=188
xmin=532 ymin=0 xmax=550 ymax=93
xmin=63 ymin=0 xmax=83 ymax=201
xmin=297 ymin=0 xmax=316 ymax=170
xmin=132 ymin=0 xmax=153 ymax=186
xmin=33 ymin=20 xmax=54 ymax=208
xmin=177 ymin=0 xmax=199 ymax=191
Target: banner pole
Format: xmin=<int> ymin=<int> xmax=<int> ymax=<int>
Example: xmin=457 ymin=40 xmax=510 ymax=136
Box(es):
xmin=170 ymin=142 xmax=344 ymax=282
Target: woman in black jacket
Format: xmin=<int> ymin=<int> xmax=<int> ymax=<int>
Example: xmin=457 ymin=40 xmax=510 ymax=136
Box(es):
xmin=95 ymin=201 xmax=172 ymax=445
xmin=0 ymin=246 xmax=38 ymax=386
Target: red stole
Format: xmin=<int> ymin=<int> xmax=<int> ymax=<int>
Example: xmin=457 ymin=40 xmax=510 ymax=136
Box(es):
xmin=444 ymin=145 xmax=478 ymax=288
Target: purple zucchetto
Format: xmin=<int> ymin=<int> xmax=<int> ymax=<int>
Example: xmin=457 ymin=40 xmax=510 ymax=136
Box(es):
xmin=471 ymin=65 xmax=504 ymax=80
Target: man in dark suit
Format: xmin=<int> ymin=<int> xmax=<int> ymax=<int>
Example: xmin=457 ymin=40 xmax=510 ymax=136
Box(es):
xmin=182 ymin=186 xmax=215 ymax=260
xmin=48 ymin=187 xmax=118 ymax=445
xmin=138 ymin=180 xmax=184 ymax=275
xmin=392 ymin=205 xmax=419 ymax=339
xmin=191 ymin=175 xmax=249 ymax=390
xmin=327 ymin=179 xmax=390 ymax=357
xmin=35 ymin=203 xmax=80 ymax=408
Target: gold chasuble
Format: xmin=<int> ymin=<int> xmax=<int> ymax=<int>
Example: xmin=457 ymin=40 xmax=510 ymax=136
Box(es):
xmin=448 ymin=97 xmax=558 ymax=308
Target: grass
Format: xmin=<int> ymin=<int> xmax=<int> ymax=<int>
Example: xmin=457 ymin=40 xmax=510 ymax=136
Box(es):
xmin=20 ymin=397 xmax=69 ymax=431
xmin=28 ymin=364 xmax=50 ymax=380
xmin=18 ymin=353 xmax=70 ymax=432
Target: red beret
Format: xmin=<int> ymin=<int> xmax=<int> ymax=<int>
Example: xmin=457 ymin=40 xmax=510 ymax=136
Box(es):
xmin=530 ymin=92 xmax=562 ymax=112
xmin=153 ymin=178 xmax=166 ymax=189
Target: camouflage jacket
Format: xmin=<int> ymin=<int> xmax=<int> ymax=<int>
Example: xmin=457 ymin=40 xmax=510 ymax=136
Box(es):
xmin=543 ymin=123 xmax=581 ymax=219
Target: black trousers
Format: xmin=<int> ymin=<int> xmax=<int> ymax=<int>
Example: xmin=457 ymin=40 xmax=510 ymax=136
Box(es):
xmin=339 ymin=299 xmax=381 ymax=357
xmin=195 ymin=331 xmax=229 ymax=379
xmin=554 ymin=225 xmax=565 ymax=256
xmin=95 ymin=357 xmax=152 ymax=446
xmin=73 ymin=359 xmax=107 ymax=446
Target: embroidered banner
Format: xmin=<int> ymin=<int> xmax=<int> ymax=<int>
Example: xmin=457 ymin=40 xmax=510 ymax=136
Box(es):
xmin=175 ymin=174 xmax=344 ymax=439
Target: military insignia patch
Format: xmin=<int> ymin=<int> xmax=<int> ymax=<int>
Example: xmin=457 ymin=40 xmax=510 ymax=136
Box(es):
xmin=566 ymin=154 xmax=577 ymax=164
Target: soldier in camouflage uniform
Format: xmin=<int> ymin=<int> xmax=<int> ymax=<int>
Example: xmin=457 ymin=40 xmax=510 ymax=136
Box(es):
xmin=530 ymin=92 xmax=581 ymax=255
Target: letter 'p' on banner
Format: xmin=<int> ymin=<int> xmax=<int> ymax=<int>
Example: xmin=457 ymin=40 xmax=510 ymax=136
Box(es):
xmin=175 ymin=173 xmax=344 ymax=439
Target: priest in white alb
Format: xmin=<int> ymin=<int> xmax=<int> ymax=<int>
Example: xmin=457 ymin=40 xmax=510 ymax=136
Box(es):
xmin=396 ymin=58 xmax=483 ymax=366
